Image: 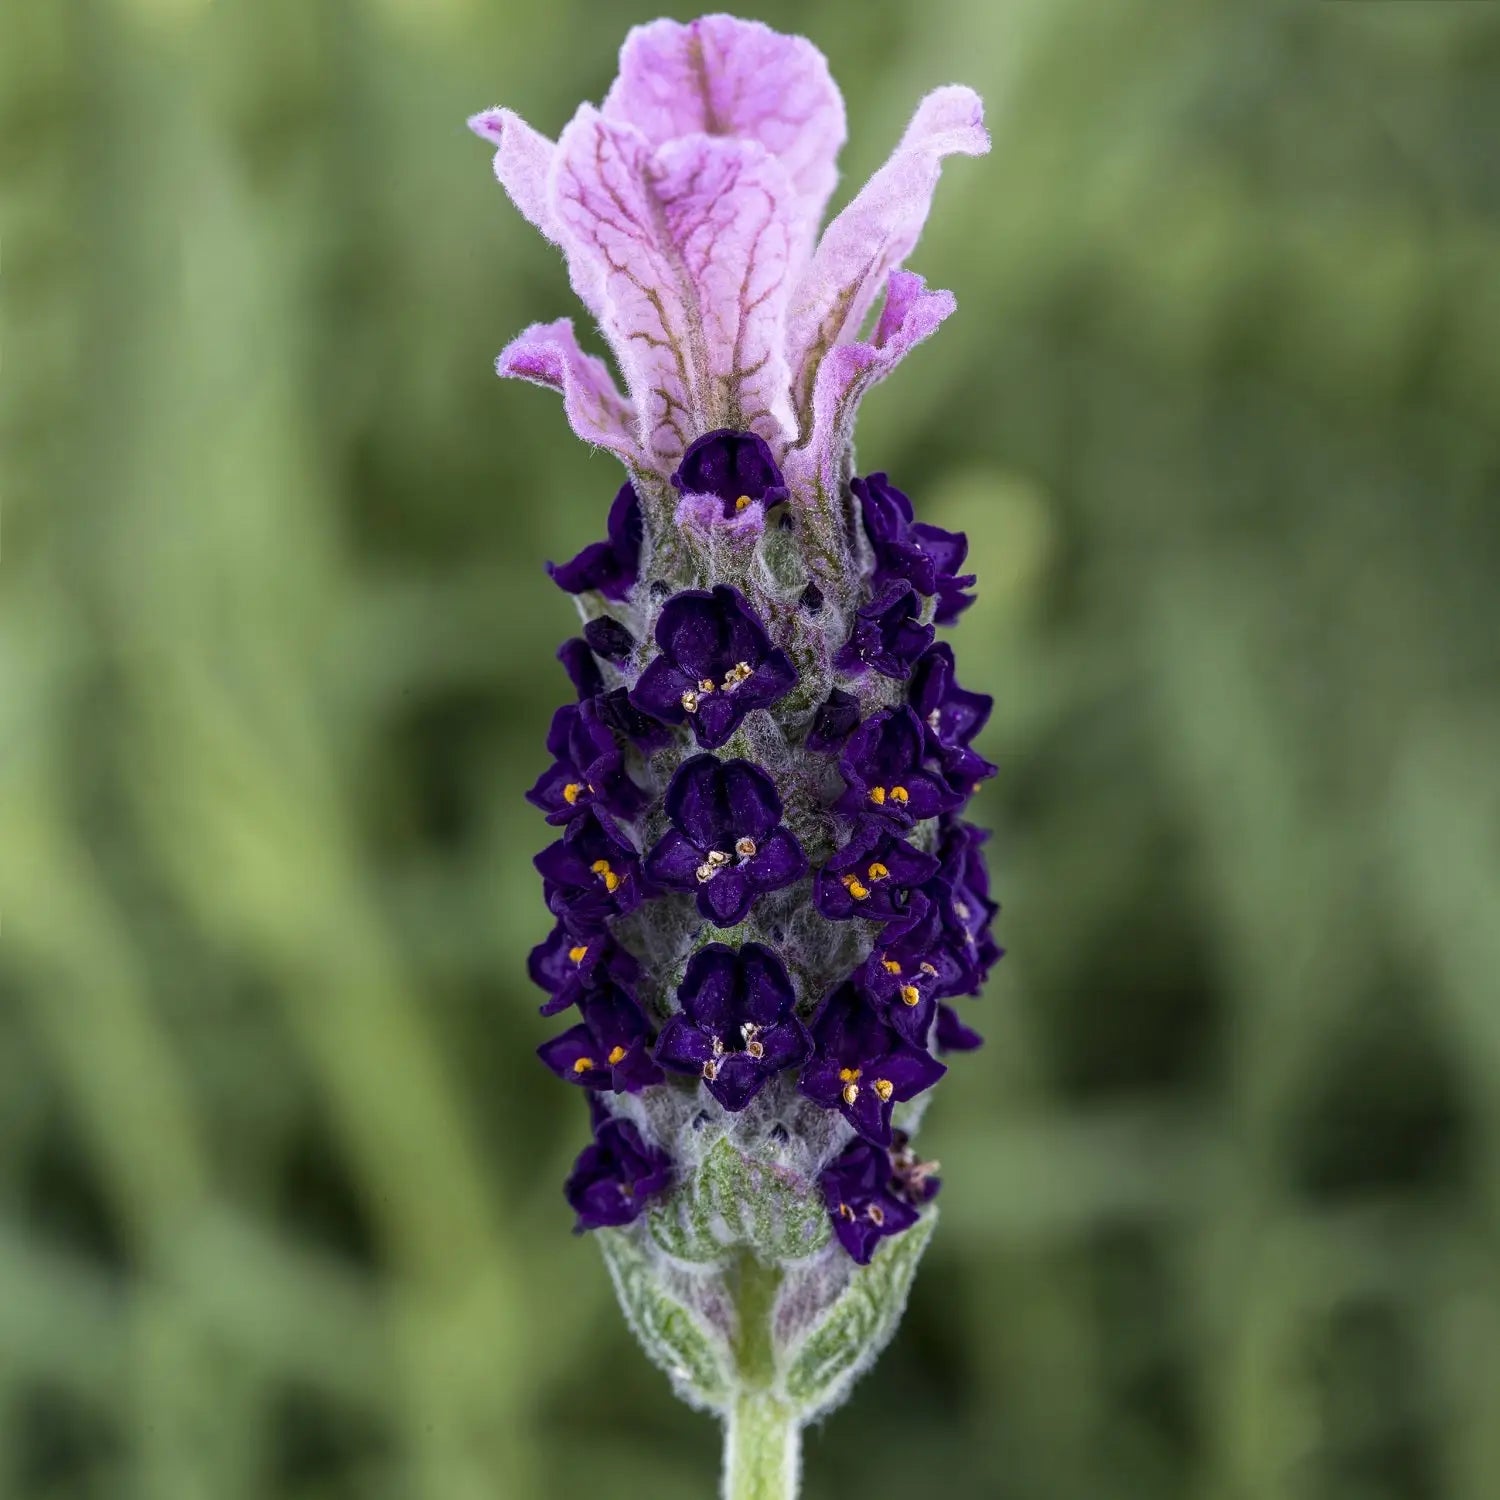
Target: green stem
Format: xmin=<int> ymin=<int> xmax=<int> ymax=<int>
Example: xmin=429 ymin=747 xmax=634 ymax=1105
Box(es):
xmin=723 ymin=1389 xmax=801 ymax=1500
xmin=722 ymin=1255 xmax=801 ymax=1500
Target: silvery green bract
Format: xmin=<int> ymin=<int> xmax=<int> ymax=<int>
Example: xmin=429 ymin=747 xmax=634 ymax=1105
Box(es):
xmin=469 ymin=15 xmax=994 ymax=1497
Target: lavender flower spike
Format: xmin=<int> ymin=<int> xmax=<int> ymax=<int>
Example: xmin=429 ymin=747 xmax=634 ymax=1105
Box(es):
xmin=472 ymin=18 xmax=994 ymax=1499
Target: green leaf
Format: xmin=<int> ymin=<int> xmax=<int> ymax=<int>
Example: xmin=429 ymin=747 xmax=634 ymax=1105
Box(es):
xmin=596 ymin=1229 xmax=735 ymax=1414
xmin=782 ymin=1210 xmax=937 ymax=1418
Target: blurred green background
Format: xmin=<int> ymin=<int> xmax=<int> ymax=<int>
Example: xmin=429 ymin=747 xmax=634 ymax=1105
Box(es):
xmin=4 ymin=0 xmax=1500 ymax=1497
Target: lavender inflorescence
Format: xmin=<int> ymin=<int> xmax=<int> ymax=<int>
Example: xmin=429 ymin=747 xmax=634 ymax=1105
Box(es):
xmin=530 ymin=421 xmax=999 ymax=1259
xmin=472 ymin=15 xmax=994 ymax=1416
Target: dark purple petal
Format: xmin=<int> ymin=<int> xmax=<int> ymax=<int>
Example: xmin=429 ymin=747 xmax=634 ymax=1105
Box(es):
xmin=538 ymin=1024 xmax=610 ymax=1088
xmin=699 ymin=867 xmax=753 ymax=926
xmin=583 ymin=615 xmax=635 ymax=661
xmin=719 ymin=760 xmax=786 ymax=841
xmin=527 ymin=700 xmax=646 ymax=826
xmin=876 ymin=1046 xmax=947 ymax=1102
xmin=596 ymin=686 xmax=674 ymax=751
xmin=541 ymin=986 xmax=662 ymax=1094
xmin=703 ymin=1052 xmax=772 ymax=1110
xmin=655 ymin=1014 xmax=717 ymax=1070
xmin=740 ymin=827 xmax=807 ymax=894
xmin=853 ymin=472 xmax=974 ymax=622
xmin=909 ymin=645 xmax=991 ymax=748
xmin=631 ymin=653 xmax=695 ymax=726
xmin=819 ymin=1140 xmax=921 ymax=1264
xmin=935 ymin=1002 xmax=984 ymax=1053
xmin=806 ymin=688 xmax=861 ymax=753
xmin=565 ymin=1114 xmax=671 ymax=1231
xmin=546 ymin=483 xmax=642 ymax=600
xmin=834 ymin=582 xmax=935 ymax=680
xmin=557 ymin=638 xmax=604 ymax=700
xmin=642 ymin=828 xmax=706 ymax=890
xmin=755 ymin=1018 xmax=812 ymax=1072
xmin=670 ymin=429 xmax=790 ymax=517
xmin=664 ymin=754 xmax=783 ymax=850
xmin=658 ymin=944 xmax=807 ymax=1110
xmin=799 ymin=982 xmax=944 ymax=1144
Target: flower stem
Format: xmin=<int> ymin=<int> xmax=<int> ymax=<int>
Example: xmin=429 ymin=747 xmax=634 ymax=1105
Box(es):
xmin=724 ymin=1389 xmax=801 ymax=1500
xmin=722 ymin=1255 xmax=801 ymax=1500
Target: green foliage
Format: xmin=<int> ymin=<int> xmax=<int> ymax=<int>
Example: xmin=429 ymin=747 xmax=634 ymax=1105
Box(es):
xmin=597 ymin=1230 xmax=735 ymax=1413
xmin=783 ymin=1210 xmax=934 ymax=1417
xmin=3 ymin=1 xmax=1499 ymax=1498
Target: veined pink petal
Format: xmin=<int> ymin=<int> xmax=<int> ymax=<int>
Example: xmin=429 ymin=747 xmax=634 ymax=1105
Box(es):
xmin=468 ymin=107 xmax=564 ymax=243
xmin=786 ymin=270 xmax=955 ymax=499
xmin=785 ymin=86 xmax=988 ymax=426
xmin=603 ymin=16 xmax=845 ymax=265
xmin=496 ymin=318 xmax=640 ymax=463
xmin=552 ymin=106 xmax=797 ymax=465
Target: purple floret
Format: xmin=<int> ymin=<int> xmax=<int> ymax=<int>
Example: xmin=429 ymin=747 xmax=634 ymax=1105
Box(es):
xmin=644 ymin=755 xmax=807 ymax=926
xmin=853 ymin=472 xmax=975 ymax=625
xmin=566 ymin=1103 xmax=672 ymax=1231
xmin=798 ymin=982 xmax=945 ymax=1146
xmin=537 ymin=983 xmax=664 ymax=1094
xmin=671 ymin=428 xmax=790 ymax=518
xmin=654 ymin=943 xmax=811 ymax=1110
xmin=534 ymin=808 xmax=645 ymax=930
xmin=813 ymin=822 xmax=941 ymax=923
xmin=834 ymin=581 xmax=935 ymax=680
xmin=631 ymin=585 xmax=798 ymax=749
xmin=835 ymin=706 xmax=962 ymax=829
xmin=528 ymin=923 xmax=641 ymax=1018
xmin=547 ymin=482 xmax=643 ymax=600
xmin=527 ymin=698 xmax=647 ymax=826
xmin=805 ymin=687 xmax=861 ymax=754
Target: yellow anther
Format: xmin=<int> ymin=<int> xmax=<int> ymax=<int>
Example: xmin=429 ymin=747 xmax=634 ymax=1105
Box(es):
xmin=890 ymin=785 xmax=910 ymax=805
xmin=734 ymin=494 xmax=752 ymax=511
xmin=698 ymin=677 xmax=717 ymax=693
xmin=607 ymin=1045 xmax=627 ymax=1066
xmin=562 ymin=782 xmax=584 ymax=805
xmin=568 ymin=945 xmax=589 ymax=964
xmin=746 ymin=1039 xmax=765 ymax=1060
xmin=681 ymin=688 xmax=700 ymax=713
xmin=735 ymin=837 xmax=757 ymax=858
xmin=837 ymin=1201 xmax=855 ymax=1220
xmin=721 ymin=661 xmax=754 ymax=690
xmin=590 ymin=858 xmax=620 ymax=893
xmin=869 ymin=786 xmax=887 ymax=806
xmin=919 ymin=961 xmax=939 ymax=977
xmin=900 ymin=985 xmax=921 ymax=1008
xmin=702 ymin=1058 xmax=720 ymax=1082
xmin=873 ymin=1078 xmax=895 ymax=1103
xmin=881 ymin=957 xmax=902 ymax=975
xmin=839 ymin=873 xmax=871 ymax=901
xmin=867 ymin=862 xmax=890 ymax=882
xmin=839 ymin=1067 xmax=862 ymax=1083
xmin=842 ymin=1081 xmax=860 ymax=1105
xmin=867 ymin=1203 xmax=886 ymax=1227
xmin=572 ymin=1057 xmax=594 ymax=1075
